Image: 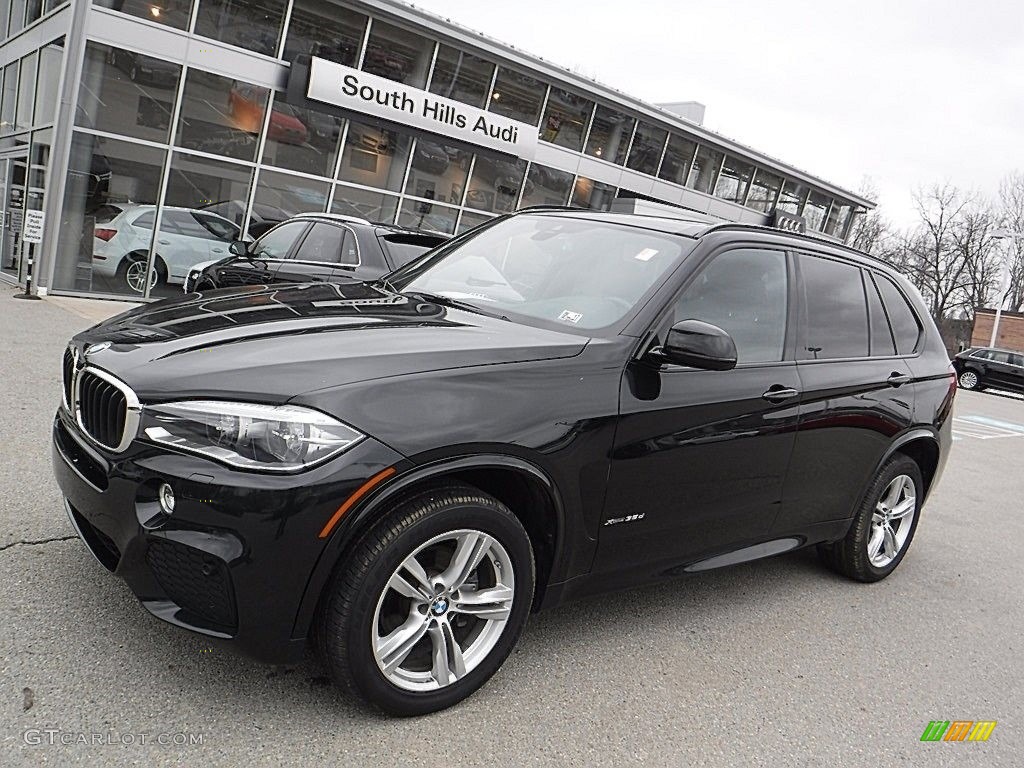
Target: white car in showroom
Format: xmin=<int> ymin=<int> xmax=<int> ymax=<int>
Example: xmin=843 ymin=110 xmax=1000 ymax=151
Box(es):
xmin=92 ymin=204 xmax=245 ymax=293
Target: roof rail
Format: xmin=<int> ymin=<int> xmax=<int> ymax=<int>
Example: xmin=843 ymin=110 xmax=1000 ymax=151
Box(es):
xmin=291 ymin=212 xmax=372 ymax=226
xmin=697 ymin=221 xmax=889 ymax=263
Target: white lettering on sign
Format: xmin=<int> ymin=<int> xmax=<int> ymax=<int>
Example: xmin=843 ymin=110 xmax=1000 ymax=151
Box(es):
xmin=22 ymin=210 xmax=45 ymax=244
xmin=306 ymin=58 xmax=537 ymax=160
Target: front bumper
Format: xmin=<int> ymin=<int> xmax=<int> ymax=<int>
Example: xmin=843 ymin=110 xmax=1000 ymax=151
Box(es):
xmin=52 ymin=408 xmax=404 ymax=664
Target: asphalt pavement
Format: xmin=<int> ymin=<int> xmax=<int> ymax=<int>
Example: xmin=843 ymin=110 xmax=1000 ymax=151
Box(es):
xmin=1 ymin=282 xmax=1021 ymax=766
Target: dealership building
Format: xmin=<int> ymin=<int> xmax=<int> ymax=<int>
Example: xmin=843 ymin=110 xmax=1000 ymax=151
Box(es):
xmin=0 ymin=0 xmax=874 ymax=301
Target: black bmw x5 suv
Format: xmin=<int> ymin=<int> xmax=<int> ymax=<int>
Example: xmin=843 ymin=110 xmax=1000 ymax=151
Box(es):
xmin=53 ymin=209 xmax=954 ymax=715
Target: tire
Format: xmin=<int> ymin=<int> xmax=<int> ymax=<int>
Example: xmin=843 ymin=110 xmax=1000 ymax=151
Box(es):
xmin=958 ymin=370 xmax=982 ymax=391
xmin=116 ymin=254 xmax=165 ymax=294
xmin=818 ymin=455 xmax=923 ymax=583
xmin=317 ymin=484 xmax=535 ymax=716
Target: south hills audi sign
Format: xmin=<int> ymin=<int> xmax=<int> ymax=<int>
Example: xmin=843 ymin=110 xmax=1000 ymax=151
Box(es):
xmin=306 ymin=57 xmax=537 ymax=159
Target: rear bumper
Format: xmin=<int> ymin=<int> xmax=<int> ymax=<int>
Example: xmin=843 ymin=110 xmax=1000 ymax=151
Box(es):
xmin=52 ymin=408 xmax=404 ymax=664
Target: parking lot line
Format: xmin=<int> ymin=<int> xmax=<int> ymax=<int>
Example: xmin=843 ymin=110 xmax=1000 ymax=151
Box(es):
xmin=952 ymin=415 xmax=1024 ymax=440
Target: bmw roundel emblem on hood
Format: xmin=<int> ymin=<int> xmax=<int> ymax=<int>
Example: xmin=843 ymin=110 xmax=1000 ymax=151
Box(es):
xmin=85 ymin=342 xmax=112 ymax=356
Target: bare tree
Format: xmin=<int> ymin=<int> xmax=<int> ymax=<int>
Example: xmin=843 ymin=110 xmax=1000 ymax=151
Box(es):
xmin=897 ymin=184 xmax=975 ymax=321
xmin=998 ymin=171 xmax=1024 ymax=311
xmin=847 ymin=178 xmax=892 ymax=256
xmin=951 ymin=206 xmax=1000 ymax=318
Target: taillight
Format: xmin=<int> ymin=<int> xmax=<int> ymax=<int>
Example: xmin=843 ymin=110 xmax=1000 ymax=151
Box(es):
xmin=94 ymin=228 xmax=117 ymax=242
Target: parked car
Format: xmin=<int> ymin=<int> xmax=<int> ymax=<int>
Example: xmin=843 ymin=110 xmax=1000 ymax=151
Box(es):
xmin=91 ymin=204 xmax=246 ymax=293
xmin=182 ymin=213 xmax=450 ymax=292
xmin=54 ymin=210 xmax=953 ymax=716
xmin=105 ymin=48 xmax=179 ymax=89
xmin=952 ymin=346 xmax=1024 ymax=393
xmin=199 ymin=200 xmax=290 ymax=239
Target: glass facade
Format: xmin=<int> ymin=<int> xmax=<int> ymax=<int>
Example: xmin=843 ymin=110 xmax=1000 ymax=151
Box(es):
xmin=8 ymin=0 xmax=864 ymax=299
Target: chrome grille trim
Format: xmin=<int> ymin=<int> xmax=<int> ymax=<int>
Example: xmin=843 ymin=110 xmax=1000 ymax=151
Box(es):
xmin=73 ymin=366 xmax=142 ymax=453
xmin=61 ymin=346 xmax=79 ymax=412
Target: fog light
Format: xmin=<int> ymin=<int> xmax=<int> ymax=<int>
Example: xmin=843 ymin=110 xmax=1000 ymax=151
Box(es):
xmin=158 ymin=483 xmax=176 ymax=515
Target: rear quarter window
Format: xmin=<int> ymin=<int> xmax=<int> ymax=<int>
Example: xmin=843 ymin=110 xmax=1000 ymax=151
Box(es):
xmin=874 ymin=273 xmax=922 ymax=355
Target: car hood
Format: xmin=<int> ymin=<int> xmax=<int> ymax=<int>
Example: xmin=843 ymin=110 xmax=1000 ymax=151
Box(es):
xmin=74 ymin=282 xmax=589 ymax=403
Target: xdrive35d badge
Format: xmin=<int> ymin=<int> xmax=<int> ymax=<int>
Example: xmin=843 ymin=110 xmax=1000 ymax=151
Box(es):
xmin=52 ymin=209 xmax=954 ymax=715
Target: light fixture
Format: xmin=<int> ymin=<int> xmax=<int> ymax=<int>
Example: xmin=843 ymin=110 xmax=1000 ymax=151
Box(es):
xmin=491 ymin=92 xmax=501 ymax=100
xmin=150 ymin=6 xmax=161 ymax=17
xmin=595 ymin=148 xmax=603 ymax=157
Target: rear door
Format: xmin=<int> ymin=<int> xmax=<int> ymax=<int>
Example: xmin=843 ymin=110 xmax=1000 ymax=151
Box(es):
xmin=1007 ymin=353 xmax=1024 ymax=393
xmin=774 ymin=254 xmax=917 ymax=534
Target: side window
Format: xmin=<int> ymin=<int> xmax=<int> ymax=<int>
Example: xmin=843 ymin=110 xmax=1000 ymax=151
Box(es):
xmin=989 ymin=351 xmax=1011 ymax=364
xmin=672 ymin=248 xmax=788 ymax=364
xmin=296 ymin=223 xmax=347 ymax=264
xmin=866 ymin=273 xmax=896 ymax=356
xmin=132 ymin=211 xmax=156 ymax=229
xmin=971 ymin=349 xmax=991 ymax=360
xmin=194 ymin=213 xmax=239 ymax=241
xmin=1008 ymin=353 xmax=1024 ymax=367
xmin=875 ymin=274 xmax=922 ymax=355
xmin=797 ymin=254 xmax=868 ymax=359
xmin=251 ymin=222 xmax=309 ymax=260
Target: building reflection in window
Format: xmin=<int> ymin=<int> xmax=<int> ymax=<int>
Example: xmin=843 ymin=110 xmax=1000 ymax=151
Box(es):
xmin=456 ymin=210 xmax=494 ymax=234
xmin=465 ymin=153 xmax=526 ymax=213
xmin=332 ymin=184 xmax=399 ymax=223
xmin=488 ymin=66 xmax=545 ymax=126
xmin=520 ymin=162 xmax=573 ymax=208
xmin=626 ymin=121 xmax=668 ymax=176
xmin=404 ymin=139 xmax=471 ymax=206
xmin=337 ymin=120 xmax=413 ymax=192
xmin=193 ymin=0 xmax=287 ymax=57
xmin=541 ymin=87 xmax=593 ymax=152
xmin=254 ymin=169 xmax=330 ymax=222
xmin=776 ymin=180 xmax=808 ymax=214
xmin=746 ymin=169 xmax=783 ymax=212
xmin=571 ymin=176 xmax=616 ymax=211
xmin=94 ymin=0 xmax=191 ymax=31
xmin=176 ymin=69 xmax=266 ymax=162
xmin=585 ymin=105 xmax=634 ymax=165
xmin=261 ymin=91 xmax=342 ymax=178
xmin=53 ymin=132 xmax=166 ymax=297
xmin=398 ymin=197 xmax=458 ymax=234
xmin=803 ymin=191 xmax=830 ymax=231
xmin=283 ymin=0 xmax=367 ymax=67
xmin=429 ymin=44 xmax=494 ymax=109
xmin=687 ymin=145 xmax=723 ymax=195
xmin=361 ymin=19 xmax=433 ymax=88
xmin=713 ymin=155 xmax=753 ymax=205
xmin=657 ymin=133 xmax=697 ymax=187
xmin=76 ymin=42 xmax=181 ymax=144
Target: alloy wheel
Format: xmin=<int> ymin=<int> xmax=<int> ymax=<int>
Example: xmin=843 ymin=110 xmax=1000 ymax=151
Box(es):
xmin=125 ymin=261 xmax=157 ymax=293
xmin=371 ymin=529 xmax=515 ymax=692
xmin=959 ymin=371 xmax=979 ymax=390
xmin=867 ymin=474 xmax=917 ymax=567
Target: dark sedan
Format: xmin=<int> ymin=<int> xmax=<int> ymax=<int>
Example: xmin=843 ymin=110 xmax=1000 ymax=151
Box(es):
xmin=952 ymin=346 xmax=1024 ymax=394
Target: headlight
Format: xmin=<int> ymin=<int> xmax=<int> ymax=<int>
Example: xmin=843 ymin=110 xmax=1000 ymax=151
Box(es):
xmin=140 ymin=401 xmax=364 ymax=472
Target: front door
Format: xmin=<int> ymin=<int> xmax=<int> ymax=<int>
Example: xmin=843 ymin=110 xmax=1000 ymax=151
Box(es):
xmin=0 ymin=154 xmax=28 ymax=283
xmin=595 ymin=246 xmax=801 ymax=578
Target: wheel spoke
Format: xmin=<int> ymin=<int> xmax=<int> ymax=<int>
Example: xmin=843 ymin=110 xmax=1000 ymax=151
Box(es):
xmin=440 ymin=532 xmax=493 ymax=591
xmin=428 ymin=621 xmax=465 ymax=686
xmin=454 ymin=585 xmax=514 ymax=621
xmin=883 ymin=479 xmax=903 ymax=508
xmin=376 ymin=613 xmax=429 ymax=674
xmin=889 ymin=497 xmax=915 ymax=520
xmin=388 ymin=570 xmax=429 ymax=601
xmin=867 ymin=528 xmax=885 ymax=559
xmin=397 ymin=555 xmax=434 ymax=598
xmin=882 ymin=524 xmax=898 ymax=558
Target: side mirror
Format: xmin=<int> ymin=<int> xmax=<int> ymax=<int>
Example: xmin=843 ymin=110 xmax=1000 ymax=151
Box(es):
xmin=655 ymin=319 xmax=738 ymax=371
xmin=228 ymin=240 xmax=249 ymax=257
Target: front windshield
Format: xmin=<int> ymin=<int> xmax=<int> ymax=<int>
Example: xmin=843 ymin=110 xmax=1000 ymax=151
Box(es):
xmin=393 ymin=214 xmax=691 ymax=331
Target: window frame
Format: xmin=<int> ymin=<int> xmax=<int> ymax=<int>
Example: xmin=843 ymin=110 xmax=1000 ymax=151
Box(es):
xmin=642 ymin=243 xmax=798 ymax=370
xmin=249 ymin=220 xmax=312 ymax=261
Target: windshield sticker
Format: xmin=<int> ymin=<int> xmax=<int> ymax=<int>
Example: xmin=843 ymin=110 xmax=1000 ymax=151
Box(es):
xmin=558 ymin=310 xmax=583 ymax=324
xmin=635 ymin=248 xmax=659 ymax=262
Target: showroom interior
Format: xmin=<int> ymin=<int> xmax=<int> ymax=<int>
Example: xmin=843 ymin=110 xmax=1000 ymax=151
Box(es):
xmin=0 ymin=0 xmax=874 ymax=301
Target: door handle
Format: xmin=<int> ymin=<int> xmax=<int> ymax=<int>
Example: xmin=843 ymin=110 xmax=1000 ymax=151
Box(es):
xmin=762 ymin=385 xmax=800 ymax=403
xmin=211 ymin=248 xmax=224 ymax=253
xmin=158 ymin=239 xmax=171 ymax=245
xmin=887 ymin=372 xmax=912 ymax=387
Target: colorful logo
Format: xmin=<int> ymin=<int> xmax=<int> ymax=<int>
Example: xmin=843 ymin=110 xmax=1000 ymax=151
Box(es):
xmin=920 ymin=721 xmax=997 ymax=742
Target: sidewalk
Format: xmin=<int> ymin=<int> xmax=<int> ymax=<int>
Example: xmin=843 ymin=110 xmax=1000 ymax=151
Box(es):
xmin=0 ymin=285 xmax=133 ymax=546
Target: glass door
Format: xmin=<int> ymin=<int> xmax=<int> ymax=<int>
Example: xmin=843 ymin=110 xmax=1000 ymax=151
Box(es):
xmin=0 ymin=153 xmax=28 ymax=283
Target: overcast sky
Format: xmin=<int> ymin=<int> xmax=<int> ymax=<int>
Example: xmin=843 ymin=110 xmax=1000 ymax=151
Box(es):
xmin=409 ymin=0 xmax=1023 ymax=227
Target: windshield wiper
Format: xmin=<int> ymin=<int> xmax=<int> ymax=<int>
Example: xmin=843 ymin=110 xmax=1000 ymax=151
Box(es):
xmin=404 ymin=291 xmax=506 ymax=320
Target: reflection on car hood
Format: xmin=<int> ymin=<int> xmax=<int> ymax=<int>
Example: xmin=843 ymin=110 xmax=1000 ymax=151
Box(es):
xmin=75 ymin=282 xmax=589 ymax=402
